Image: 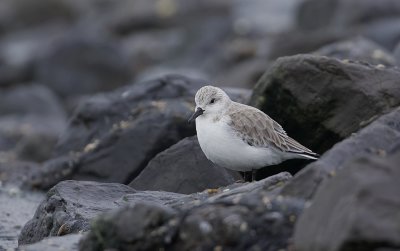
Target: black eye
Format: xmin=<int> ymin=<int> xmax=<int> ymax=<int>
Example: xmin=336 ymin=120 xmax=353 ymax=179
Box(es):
xmin=210 ymin=98 xmax=216 ymax=104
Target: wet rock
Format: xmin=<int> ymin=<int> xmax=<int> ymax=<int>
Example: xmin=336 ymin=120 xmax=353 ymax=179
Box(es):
xmin=20 ymin=173 xmax=291 ymax=247
xmin=314 ymin=37 xmax=396 ymax=66
xmin=79 ymin=172 xmax=298 ymax=251
xmin=0 ymin=185 xmax=44 ymax=250
xmin=294 ymin=146 xmax=400 ymax=251
xmin=129 ymin=136 xmax=241 ymax=194
xmin=18 ymin=181 xmax=135 ymax=245
xmin=281 ymin=107 xmax=400 ymax=200
xmin=18 ymin=234 xmax=81 ymax=251
xmin=35 ymin=34 xmax=133 ymax=100
xmin=250 ymin=55 xmax=400 ymax=152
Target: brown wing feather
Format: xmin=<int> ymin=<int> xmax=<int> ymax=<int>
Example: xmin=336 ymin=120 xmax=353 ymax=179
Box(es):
xmin=228 ymin=105 xmax=316 ymax=155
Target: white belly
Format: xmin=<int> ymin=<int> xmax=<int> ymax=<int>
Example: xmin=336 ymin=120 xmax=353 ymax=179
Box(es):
xmin=195 ymin=117 xmax=284 ymax=172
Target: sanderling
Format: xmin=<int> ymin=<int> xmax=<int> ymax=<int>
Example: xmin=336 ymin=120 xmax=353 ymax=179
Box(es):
xmin=188 ymin=85 xmax=318 ymax=182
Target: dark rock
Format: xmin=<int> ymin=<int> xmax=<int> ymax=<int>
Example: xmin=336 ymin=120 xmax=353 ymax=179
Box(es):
xmin=79 ymin=203 xmax=177 ymax=251
xmin=294 ymin=147 xmax=400 ymax=251
xmin=296 ymin=0 xmax=400 ymax=31
xmin=250 ymin=55 xmax=400 ymax=152
xmin=35 ymin=35 xmax=133 ymax=99
xmin=0 ymin=185 xmax=44 ymax=250
xmin=18 ymin=234 xmax=81 ymax=251
xmin=28 ymin=75 xmax=250 ymax=189
xmin=18 ymin=181 xmax=135 ymax=245
xmin=281 ymin=107 xmax=400 ymax=200
xmin=28 ymin=75 xmax=204 ymax=188
xmin=20 ymin=173 xmax=292 ymax=247
xmin=54 ymin=74 xmax=203 ymax=156
xmin=79 ymin=172 xmax=299 ymax=251
xmin=129 ymin=136 xmax=241 ymax=194
xmin=314 ymin=37 xmax=396 ymax=66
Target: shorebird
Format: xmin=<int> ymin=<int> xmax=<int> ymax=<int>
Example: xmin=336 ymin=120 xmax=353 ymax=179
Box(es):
xmin=188 ymin=85 xmax=318 ymax=182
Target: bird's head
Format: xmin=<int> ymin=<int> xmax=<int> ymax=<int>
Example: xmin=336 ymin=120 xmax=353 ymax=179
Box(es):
xmin=188 ymin=85 xmax=231 ymax=123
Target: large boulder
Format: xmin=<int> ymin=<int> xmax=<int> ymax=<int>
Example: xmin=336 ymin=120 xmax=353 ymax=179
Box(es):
xmin=250 ymin=55 xmax=400 ymax=153
xmin=281 ymin=107 xmax=400 ymax=200
xmin=19 ymin=173 xmax=292 ymax=247
xmin=294 ymin=146 xmax=400 ymax=251
xmin=129 ymin=136 xmax=241 ymax=194
xmin=79 ymin=172 xmax=296 ymax=251
xmin=18 ymin=181 xmax=135 ymax=245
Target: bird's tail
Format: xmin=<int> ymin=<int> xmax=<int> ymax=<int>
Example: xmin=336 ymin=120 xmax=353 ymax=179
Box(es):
xmin=296 ymin=152 xmax=319 ymax=160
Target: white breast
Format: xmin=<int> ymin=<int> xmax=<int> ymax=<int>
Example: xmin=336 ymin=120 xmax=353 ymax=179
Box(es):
xmin=195 ymin=116 xmax=283 ymax=172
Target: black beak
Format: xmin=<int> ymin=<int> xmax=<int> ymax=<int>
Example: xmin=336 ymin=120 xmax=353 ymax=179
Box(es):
xmin=188 ymin=107 xmax=204 ymax=124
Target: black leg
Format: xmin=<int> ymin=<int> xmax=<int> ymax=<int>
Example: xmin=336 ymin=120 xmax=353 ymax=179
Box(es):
xmin=251 ymin=169 xmax=257 ymax=182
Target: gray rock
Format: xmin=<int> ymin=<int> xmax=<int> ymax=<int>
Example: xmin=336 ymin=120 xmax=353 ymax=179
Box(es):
xmin=79 ymin=172 xmax=298 ymax=251
xmin=18 ymin=181 xmax=135 ymax=245
xmin=294 ymin=146 xmax=400 ymax=251
xmin=250 ymin=55 xmax=400 ymax=153
xmin=18 ymin=234 xmax=81 ymax=251
xmin=130 ymin=136 xmax=241 ymax=194
xmin=54 ymin=74 xmax=203 ymax=156
xmin=27 ymin=75 xmax=205 ymax=189
xmin=20 ymin=173 xmax=292 ymax=247
xmin=281 ymin=107 xmax=400 ymax=200
xmin=314 ymin=37 xmax=396 ymax=66
xmin=0 ymin=185 xmax=44 ymax=250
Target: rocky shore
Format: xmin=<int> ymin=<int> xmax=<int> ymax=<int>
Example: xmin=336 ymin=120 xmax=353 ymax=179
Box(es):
xmin=1 ymin=0 xmax=400 ymax=250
